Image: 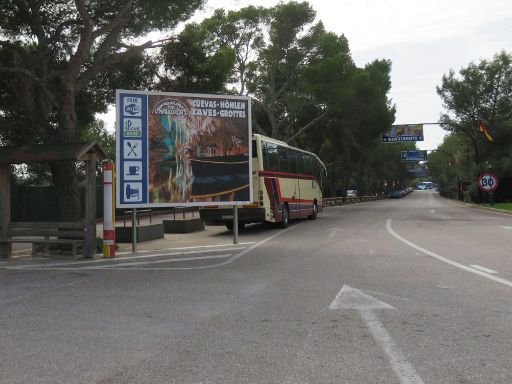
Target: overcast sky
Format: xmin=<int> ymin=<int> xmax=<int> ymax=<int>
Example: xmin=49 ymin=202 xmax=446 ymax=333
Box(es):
xmin=101 ymin=0 xmax=512 ymax=150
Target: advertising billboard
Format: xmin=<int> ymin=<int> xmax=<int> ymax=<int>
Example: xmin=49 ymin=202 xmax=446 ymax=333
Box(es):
xmin=382 ymin=124 xmax=424 ymax=142
xmin=401 ymin=150 xmax=428 ymax=162
xmin=116 ymin=90 xmax=252 ymax=208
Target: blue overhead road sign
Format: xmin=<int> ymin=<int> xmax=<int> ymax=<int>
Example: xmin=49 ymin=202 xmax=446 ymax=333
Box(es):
xmin=401 ymin=150 xmax=428 ymax=162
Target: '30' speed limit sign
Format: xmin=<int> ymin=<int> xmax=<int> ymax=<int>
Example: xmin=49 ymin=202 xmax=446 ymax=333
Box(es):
xmin=477 ymin=172 xmax=499 ymax=192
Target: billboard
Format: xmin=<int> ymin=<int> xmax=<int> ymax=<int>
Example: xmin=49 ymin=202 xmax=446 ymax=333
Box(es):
xmin=382 ymin=124 xmax=424 ymax=142
xmin=401 ymin=150 xmax=428 ymax=162
xmin=116 ymin=90 xmax=252 ymax=208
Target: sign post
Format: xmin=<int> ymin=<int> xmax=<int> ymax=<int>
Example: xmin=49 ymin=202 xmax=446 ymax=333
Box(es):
xmin=477 ymin=172 xmax=499 ymax=205
xmin=233 ymin=205 xmax=238 ymax=245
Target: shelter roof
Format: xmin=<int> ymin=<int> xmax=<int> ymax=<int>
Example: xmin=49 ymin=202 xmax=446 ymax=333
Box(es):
xmin=0 ymin=142 xmax=107 ymax=164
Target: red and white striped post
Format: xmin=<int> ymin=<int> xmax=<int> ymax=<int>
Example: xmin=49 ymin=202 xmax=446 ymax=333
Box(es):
xmin=103 ymin=162 xmax=116 ymax=258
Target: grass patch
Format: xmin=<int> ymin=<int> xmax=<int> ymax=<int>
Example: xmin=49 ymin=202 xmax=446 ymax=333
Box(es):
xmin=481 ymin=203 xmax=512 ymax=211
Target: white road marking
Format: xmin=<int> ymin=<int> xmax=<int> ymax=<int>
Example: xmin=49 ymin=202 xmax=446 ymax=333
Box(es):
xmin=330 ymin=285 xmax=425 ymax=384
xmin=500 ymin=225 xmax=512 ymax=230
xmin=386 ymin=219 xmax=512 ymax=288
xmin=213 ymin=223 xmax=303 ymax=268
xmin=429 ymin=210 xmax=435 ymax=214
xmin=469 ymin=265 xmax=498 ymax=274
xmin=115 ymin=242 xmax=255 ymax=255
xmin=5 ymin=248 xmax=246 ymax=270
xmin=86 ymin=254 xmax=232 ymax=268
xmin=5 ymin=224 xmax=302 ymax=271
xmin=327 ymin=227 xmax=344 ymax=238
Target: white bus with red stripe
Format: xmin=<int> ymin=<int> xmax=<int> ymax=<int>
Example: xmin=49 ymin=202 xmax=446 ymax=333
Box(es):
xmin=201 ymin=134 xmax=326 ymax=230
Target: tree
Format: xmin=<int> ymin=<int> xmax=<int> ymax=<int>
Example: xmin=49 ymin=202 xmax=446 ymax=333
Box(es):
xmin=437 ymin=51 xmax=512 ymax=201
xmin=202 ymin=6 xmax=269 ymax=96
xmin=0 ymin=0 xmax=203 ymax=220
xmin=248 ymin=1 xmax=318 ymax=139
xmin=158 ymin=22 xmax=236 ymax=93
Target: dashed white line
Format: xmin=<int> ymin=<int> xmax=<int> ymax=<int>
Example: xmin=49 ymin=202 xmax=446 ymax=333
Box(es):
xmin=386 ymin=219 xmax=512 ymax=289
xmin=469 ymin=265 xmax=498 ymax=274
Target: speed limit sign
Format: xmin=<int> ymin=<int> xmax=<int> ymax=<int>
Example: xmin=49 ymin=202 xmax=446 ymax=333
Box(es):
xmin=477 ymin=172 xmax=499 ymax=192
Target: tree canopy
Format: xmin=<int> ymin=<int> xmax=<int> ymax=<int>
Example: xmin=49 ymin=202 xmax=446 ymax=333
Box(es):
xmin=0 ymin=0 xmax=204 ymax=219
xmin=1 ymin=0 xmax=410 ymax=213
xmin=435 ymin=51 xmax=512 ymax=202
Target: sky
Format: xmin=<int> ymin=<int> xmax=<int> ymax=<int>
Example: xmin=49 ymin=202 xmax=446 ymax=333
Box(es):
xmin=99 ymin=0 xmax=512 ymax=150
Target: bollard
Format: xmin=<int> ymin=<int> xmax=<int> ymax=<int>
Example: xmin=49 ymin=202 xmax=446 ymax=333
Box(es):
xmin=102 ymin=162 xmax=116 ymax=257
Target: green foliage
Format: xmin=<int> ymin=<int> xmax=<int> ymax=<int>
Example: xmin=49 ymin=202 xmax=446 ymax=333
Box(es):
xmin=436 ymin=51 xmax=512 ymax=201
xmin=1 ymin=0 xmax=405 ymax=201
xmin=0 ymin=0 xmax=204 ymax=220
xmin=158 ymin=23 xmax=236 ymax=93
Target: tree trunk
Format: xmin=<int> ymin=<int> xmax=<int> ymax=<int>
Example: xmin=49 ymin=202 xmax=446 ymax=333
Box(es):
xmin=48 ymin=161 xmax=81 ymax=222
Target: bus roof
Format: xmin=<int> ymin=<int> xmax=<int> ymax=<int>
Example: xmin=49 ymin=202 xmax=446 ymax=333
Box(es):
xmin=253 ymin=134 xmax=327 ymax=175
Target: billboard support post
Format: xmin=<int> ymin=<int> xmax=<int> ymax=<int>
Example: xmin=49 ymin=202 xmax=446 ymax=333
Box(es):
xmin=233 ymin=205 xmax=238 ymax=245
xmin=131 ymin=208 xmax=137 ymax=253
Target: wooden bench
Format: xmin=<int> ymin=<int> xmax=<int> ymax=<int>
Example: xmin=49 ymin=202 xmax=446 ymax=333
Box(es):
xmin=0 ymin=221 xmax=86 ymax=259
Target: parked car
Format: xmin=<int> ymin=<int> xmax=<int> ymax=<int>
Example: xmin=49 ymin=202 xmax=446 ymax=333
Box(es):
xmin=346 ymin=189 xmax=358 ymax=198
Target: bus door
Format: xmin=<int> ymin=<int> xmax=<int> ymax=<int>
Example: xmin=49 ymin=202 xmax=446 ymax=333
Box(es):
xmin=288 ymin=148 xmax=300 ymax=218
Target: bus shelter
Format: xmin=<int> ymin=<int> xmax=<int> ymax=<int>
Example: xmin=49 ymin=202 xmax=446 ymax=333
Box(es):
xmin=0 ymin=142 xmax=106 ymax=259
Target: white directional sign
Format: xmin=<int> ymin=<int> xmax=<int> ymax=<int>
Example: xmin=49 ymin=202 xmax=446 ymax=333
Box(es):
xmin=477 ymin=172 xmax=499 ymax=192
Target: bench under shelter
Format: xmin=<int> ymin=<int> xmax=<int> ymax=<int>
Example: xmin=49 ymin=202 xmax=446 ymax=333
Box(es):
xmin=0 ymin=142 xmax=106 ymax=259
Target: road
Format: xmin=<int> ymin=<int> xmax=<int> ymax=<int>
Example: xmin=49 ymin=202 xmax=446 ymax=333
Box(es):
xmin=1 ymin=191 xmax=512 ymax=384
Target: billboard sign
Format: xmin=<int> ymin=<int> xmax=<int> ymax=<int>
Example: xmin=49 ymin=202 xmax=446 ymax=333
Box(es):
xmin=116 ymin=90 xmax=252 ymax=208
xmin=401 ymin=150 xmax=428 ymax=162
xmin=382 ymin=124 xmax=424 ymax=142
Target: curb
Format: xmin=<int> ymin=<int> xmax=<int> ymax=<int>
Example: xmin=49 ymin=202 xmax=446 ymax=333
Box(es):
xmin=447 ymin=197 xmax=512 ymax=216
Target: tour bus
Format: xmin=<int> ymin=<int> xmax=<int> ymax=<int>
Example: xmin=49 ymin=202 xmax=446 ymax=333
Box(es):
xmin=200 ymin=134 xmax=326 ymax=230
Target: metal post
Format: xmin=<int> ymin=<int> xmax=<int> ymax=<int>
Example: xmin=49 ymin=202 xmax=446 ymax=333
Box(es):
xmin=102 ymin=162 xmax=116 ymax=258
xmin=0 ymin=164 xmax=11 ymax=259
xmin=132 ymin=208 xmax=137 ymax=253
xmin=233 ymin=205 xmax=238 ymax=244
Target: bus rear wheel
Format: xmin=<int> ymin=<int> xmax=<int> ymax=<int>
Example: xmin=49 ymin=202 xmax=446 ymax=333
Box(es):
xmin=278 ymin=205 xmax=289 ymax=228
xmin=225 ymin=221 xmax=245 ymax=231
xmin=308 ymin=203 xmax=318 ymax=220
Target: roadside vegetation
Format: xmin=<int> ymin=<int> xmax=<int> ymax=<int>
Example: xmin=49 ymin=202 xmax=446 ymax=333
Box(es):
xmin=430 ymin=51 xmax=512 ymax=204
xmin=4 ymin=1 xmax=509 ymax=219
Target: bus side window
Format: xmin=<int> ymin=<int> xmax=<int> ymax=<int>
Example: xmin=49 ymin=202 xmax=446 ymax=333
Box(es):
xmin=289 ymin=149 xmax=298 ymax=174
xmin=266 ymin=142 xmax=279 ymax=171
xmin=296 ymin=152 xmax=305 ymax=175
xmin=313 ymin=160 xmax=321 ymax=185
xmin=278 ymin=146 xmax=289 ymax=173
xmin=304 ymin=155 xmax=313 ymax=176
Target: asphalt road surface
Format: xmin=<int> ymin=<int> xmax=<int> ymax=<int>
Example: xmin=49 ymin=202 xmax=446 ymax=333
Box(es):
xmin=1 ymin=191 xmax=512 ymax=384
